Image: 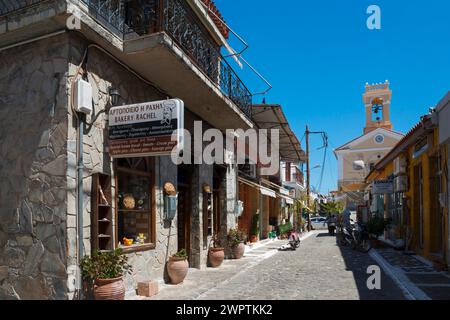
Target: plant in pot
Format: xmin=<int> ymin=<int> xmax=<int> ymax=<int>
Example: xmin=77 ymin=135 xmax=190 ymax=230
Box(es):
xmin=227 ymin=228 xmax=246 ymax=259
xmin=167 ymin=249 xmax=189 ymax=285
xmin=208 ymin=234 xmax=225 ymax=268
xmin=80 ymin=249 xmax=132 ymax=300
xmin=250 ymin=213 xmax=260 ymax=243
xmin=366 ymin=216 xmax=390 ymax=247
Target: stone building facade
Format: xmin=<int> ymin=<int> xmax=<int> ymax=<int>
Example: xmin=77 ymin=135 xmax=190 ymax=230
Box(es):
xmin=0 ymin=0 xmax=245 ymax=299
xmin=0 ymin=29 xmax=241 ymax=299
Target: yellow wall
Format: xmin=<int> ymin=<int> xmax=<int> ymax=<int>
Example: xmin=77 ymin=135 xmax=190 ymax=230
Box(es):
xmin=367 ymin=128 xmax=448 ymax=264
xmin=407 ymin=128 xmax=447 ymax=262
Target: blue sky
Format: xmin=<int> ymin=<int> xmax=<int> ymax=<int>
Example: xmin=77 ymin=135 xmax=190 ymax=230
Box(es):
xmin=215 ymin=0 xmax=450 ymax=193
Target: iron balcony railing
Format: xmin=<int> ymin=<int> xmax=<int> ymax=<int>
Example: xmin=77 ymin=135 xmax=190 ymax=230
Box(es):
xmin=0 ymin=0 xmax=47 ymax=16
xmin=80 ymin=0 xmax=252 ymax=118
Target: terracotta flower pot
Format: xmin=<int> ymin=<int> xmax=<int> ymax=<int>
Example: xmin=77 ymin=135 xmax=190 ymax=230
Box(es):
xmin=167 ymin=256 xmax=189 ymax=284
xmin=93 ymin=276 xmax=125 ymax=300
xmin=208 ymin=247 xmax=225 ymax=268
xmin=250 ymin=235 xmax=258 ymax=243
xmin=231 ymin=242 xmax=245 ymax=259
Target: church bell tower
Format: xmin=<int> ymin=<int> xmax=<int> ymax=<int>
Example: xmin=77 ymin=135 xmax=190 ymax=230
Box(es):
xmin=363 ymin=80 xmax=393 ymax=134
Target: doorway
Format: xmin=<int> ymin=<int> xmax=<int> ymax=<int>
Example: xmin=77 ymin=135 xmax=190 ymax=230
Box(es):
xmin=177 ymin=165 xmax=192 ymax=259
xmin=430 ymin=155 xmax=444 ymax=256
xmin=213 ymin=166 xmax=226 ymax=237
xmin=414 ymin=164 xmax=424 ymax=249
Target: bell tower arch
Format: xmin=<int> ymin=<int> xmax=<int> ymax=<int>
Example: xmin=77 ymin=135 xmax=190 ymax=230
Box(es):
xmin=363 ymin=80 xmax=393 ymax=134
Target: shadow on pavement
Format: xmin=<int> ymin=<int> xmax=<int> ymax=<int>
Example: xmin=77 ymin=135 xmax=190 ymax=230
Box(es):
xmin=335 ymin=235 xmax=406 ymax=300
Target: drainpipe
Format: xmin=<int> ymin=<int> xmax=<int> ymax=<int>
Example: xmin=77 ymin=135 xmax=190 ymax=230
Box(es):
xmin=77 ymin=113 xmax=85 ymax=300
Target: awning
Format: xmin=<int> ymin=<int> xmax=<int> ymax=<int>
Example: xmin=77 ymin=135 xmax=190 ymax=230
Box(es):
xmin=238 ymin=176 xmax=277 ymax=198
xmin=260 ymin=186 xmax=276 ymax=198
xmin=252 ymin=104 xmax=306 ymax=162
xmin=277 ymin=193 xmax=295 ymax=205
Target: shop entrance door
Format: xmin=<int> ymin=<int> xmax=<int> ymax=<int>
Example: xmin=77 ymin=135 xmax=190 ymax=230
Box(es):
xmin=177 ymin=166 xmax=192 ymax=260
xmin=430 ymin=155 xmax=444 ymax=256
xmin=213 ymin=166 xmax=226 ymax=237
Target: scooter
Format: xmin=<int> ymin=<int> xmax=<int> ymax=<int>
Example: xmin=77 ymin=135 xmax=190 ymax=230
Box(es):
xmin=340 ymin=223 xmax=371 ymax=253
xmin=278 ymin=230 xmax=301 ymax=251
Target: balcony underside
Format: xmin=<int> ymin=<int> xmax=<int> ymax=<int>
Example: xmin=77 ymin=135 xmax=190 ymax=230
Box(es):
xmin=121 ymin=32 xmax=253 ymax=130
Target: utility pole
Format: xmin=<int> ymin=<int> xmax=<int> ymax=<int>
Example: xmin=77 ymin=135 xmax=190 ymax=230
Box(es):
xmin=305 ymin=125 xmax=311 ymax=231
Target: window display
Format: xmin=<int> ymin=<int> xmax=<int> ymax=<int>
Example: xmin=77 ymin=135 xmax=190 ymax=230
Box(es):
xmin=116 ymin=158 xmax=154 ymax=250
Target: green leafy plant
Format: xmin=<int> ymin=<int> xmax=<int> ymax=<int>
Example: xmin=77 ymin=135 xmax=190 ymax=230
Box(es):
xmin=251 ymin=213 xmax=260 ymax=236
xmin=210 ymin=234 xmax=223 ymax=249
xmin=227 ymin=228 xmax=246 ymax=248
xmin=80 ymin=249 xmax=132 ymax=280
xmin=278 ymin=221 xmax=293 ymax=236
xmin=366 ymin=215 xmax=391 ymax=237
xmin=173 ymin=249 xmax=188 ymax=259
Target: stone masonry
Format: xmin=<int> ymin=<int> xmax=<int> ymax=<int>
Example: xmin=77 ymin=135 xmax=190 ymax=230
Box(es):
xmin=0 ymin=34 xmax=69 ymax=300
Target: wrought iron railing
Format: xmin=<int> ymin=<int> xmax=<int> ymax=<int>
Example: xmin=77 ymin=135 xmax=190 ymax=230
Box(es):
xmin=80 ymin=0 xmax=252 ymax=118
xmin=0 ymin=0 xmax=47 ymax=16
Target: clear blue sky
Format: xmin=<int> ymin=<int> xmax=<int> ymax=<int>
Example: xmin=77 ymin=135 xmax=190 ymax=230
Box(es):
xmin=216 ymin=0 xmax=450 ymax=193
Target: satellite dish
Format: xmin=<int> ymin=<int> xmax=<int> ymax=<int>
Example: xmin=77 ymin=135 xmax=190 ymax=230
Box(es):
xmin=353 ymin=160 xmax=365 ymax=171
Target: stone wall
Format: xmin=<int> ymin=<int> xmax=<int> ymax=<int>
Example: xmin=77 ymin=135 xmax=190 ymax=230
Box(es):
xmin=66 ymin=34 xmax=178 ymax=297
xmin=0 ymin=34 xmax=70 ymax=300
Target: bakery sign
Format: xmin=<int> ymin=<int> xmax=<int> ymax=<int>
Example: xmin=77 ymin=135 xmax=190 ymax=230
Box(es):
xmin=108 ymin=99 xmax=184 ymax=158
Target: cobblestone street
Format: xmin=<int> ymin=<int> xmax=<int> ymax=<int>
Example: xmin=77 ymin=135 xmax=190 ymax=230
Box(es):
xmin=148 ymin=231 xmax=407 ymax=300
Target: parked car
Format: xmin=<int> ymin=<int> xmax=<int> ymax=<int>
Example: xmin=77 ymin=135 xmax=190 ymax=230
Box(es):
xmin=310 ymin=217 xmax=327 ymax=230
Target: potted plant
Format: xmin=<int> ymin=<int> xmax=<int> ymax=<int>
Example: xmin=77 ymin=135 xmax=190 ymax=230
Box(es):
xmin=227 ymin=228 xmax=246 ymax=259
xmin=167 ymin=249 xmax=189 ymax=284
xmin=250 ymin=213 xmax=260 ymax=243
xmin=366 ymin=216 xmax=390 ymax=247
xmin=208 ymin=234 xmax=225 ymax=268
xmin=80 ymin=249 xmax=132 ymax=300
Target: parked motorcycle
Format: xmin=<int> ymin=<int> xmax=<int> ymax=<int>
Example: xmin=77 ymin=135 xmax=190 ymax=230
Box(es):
xmin=288 ymin=230 xmax=301 ymax=250
xmin=340 ymin=223 xmax=372 ymax=253
xmin=279 ymin=230 xmax=301 ymax=251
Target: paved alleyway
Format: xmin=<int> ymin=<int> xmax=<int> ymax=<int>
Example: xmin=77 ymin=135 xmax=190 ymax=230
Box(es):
xmin=147 ymin=231 xmax=407 ymax=300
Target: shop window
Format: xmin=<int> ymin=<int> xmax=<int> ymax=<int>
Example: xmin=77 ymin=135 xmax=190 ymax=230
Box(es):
xmin=115 ymin=158 xmax=155 ymax=251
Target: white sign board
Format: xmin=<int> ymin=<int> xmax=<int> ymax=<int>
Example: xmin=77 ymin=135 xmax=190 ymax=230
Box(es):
xmin=372 ymin=179 xmax=394 ymax=194
xmin=108 ymin=99 xmax=184 ymax=158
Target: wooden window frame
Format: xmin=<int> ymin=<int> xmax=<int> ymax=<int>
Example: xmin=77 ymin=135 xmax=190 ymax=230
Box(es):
xmin=114 ymin=158 xmax=156 ymax=254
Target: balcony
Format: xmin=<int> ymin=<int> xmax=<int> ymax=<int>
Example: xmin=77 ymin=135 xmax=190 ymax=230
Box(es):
xmin=80 ymin=0 xmax=252 ymax=127
xmin=0 ymin=0 xmax=47 ymax=16
xmin=0 ymin=0 xmax=253 ymax=129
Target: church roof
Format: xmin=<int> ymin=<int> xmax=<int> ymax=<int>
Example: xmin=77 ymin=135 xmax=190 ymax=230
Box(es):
xmin=334 ymin=127 xmax=404 ymax=153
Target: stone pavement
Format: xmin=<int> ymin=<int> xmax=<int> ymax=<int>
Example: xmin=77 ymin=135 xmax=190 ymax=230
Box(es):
xmin=144 ymin=231 xmax=406 ymax=300
xmin=370 ymin=248 xmax=450 ymax=300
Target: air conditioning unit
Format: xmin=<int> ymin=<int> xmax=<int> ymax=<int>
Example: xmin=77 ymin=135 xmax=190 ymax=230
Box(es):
xmin=394 ymin=156 xmax=407 ymax=175
xmin=394 ymin=175 xmax=408 ymax=192
xmin=74 ymin=79 xmax=93 ymax=114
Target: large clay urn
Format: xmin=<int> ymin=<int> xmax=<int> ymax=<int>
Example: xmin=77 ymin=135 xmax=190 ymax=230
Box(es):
xmin=167 ymin=256 xmax=189 ymax=284
xmin=231 ymin=242 xmax=245 ymax=259
xmin=208 ymin=247 xmax=225 ymax=268
xmin=93 ymin=277 xmax=125 ymax=300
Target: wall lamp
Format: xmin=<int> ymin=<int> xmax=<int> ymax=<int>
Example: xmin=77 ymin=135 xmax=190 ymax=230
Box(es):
xmin=109 ymin=87 xmax=121 ymax=106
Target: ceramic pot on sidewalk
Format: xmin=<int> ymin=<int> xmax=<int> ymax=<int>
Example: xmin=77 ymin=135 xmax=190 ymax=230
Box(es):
xmin=93 ymin=277 xmax=125 ymax=300
xmin=231 ymin=242 xmax=245 ymax=259
xmin=208 ymin=248 xmax=225 ymax=267
xmin=167 ymin=256 xmax=189 ymax=284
